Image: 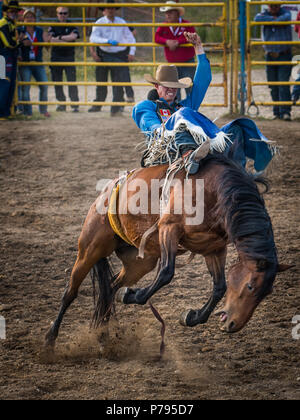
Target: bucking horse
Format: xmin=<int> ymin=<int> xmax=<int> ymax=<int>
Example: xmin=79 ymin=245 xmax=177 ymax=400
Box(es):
xmin=45 ymin=153 xmax=291 ymax=351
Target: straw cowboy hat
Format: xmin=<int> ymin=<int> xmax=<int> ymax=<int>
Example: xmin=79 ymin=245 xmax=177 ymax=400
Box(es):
xmin=159 ymin=1 xmax=185 ymax=16
xmin=2 ymin=1 xmax=22 ymax=12
xmin=23 ymin=9 xmax=36 ymax=19
xmin=292 ymin=55 xmax=300 ymax=81
xmin=99 ymin=0 xmax=120 ymax=11
xmin=144 ymin=65 xmax=192 ymax=89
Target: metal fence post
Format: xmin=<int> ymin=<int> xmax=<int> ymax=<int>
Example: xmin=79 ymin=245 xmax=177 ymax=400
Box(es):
xmin=239 ymin=0 xmax=247 ymax=115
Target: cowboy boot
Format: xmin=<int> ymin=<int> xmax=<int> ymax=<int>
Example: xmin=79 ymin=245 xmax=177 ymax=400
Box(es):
xmin=184 ymin=140 xmax=211 ymax=175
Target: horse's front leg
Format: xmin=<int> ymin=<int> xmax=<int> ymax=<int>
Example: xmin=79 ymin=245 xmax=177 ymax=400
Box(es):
xmin=180 ymin=248 xmax=227 ymax=327
xmin=116 ymin=222 xmax=182 ymax=305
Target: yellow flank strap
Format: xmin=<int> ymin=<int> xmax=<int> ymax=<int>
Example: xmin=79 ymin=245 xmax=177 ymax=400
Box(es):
xmin=107 ymin=172 xmax=135 ymax=247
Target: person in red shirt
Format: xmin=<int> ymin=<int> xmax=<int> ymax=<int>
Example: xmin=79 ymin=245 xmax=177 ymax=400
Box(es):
xmin=155 ymin=1 xmax=196 ymax=101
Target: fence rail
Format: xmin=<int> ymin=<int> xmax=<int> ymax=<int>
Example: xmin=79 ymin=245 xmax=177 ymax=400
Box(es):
xmin=11 ymin=0 xmax=299 ymax=113
xmin=13 ymin=1 xmax=229 ymax=110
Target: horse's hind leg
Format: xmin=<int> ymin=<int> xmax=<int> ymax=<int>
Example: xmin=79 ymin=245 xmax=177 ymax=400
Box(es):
xmin=45 ymin=208 xmax=117 ymax=349
xmin=115 ymin=245 xmax=159 ymax=288
xmin=45 ymin=251 xmax=101 ymax=349
xmin=116 ymin=221 xmax=182 ymax=305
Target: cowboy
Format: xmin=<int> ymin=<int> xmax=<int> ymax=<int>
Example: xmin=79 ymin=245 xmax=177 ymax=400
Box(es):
xmin=133 ymin=32 xmax=275 ymax=175
xmin=155 ymin=1 xmax=196 ymax=101
xmin=0 ymin=0 xmax=24 ymax=119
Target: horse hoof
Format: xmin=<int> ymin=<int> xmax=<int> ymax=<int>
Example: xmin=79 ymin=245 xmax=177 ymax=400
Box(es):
xmin=115 ymin=287 xmax=129 ymax=303
xmin=44 ymin=336 xmax=56 ymax=352
xmin=179 ymin=309 xmax=192 ymax=326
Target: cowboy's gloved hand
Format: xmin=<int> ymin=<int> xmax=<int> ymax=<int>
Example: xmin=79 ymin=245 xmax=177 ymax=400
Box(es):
xmin=107 ymin=39 xmax=118 ymax=46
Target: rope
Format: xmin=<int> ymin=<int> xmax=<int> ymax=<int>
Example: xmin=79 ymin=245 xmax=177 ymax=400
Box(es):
xmin=148 ymin=300 xmax=166 ymax=359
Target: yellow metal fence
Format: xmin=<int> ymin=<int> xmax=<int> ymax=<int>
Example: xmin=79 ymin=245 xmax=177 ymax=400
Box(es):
xmin=246 ymin=1 xmax=300 ymax=110
xmin=16 ymin=2 xmax=229 ymax=109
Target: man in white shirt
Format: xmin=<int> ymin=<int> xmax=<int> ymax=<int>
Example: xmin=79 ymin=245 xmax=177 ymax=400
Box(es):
xmin=89 ymin=0 xmax=136 ymax=115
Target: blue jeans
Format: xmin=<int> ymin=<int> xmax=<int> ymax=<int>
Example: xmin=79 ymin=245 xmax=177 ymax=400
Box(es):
xmin=174 ymin=125 xmax=247 ymax=169
xmin=19 ymin=64 xmax=48 ymax=115
xmin=266 ymin=52 xmax=292 ymax=117
xmin=176 ymin=58 xmax=196 ymax=102
xmin=223 ymin=125 xmax=246 ymax=168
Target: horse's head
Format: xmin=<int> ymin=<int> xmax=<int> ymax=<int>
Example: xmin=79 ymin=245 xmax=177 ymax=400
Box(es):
xmin=216 ymin=260 xmax=292 ymax=333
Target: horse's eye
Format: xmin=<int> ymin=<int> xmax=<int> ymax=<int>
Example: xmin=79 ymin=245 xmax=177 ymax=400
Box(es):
xmin=247 ymin=284 xmax=253 ymax=291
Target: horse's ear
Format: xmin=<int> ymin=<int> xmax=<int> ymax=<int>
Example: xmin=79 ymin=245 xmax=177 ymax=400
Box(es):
xmin=277 ymin=263 xmax=295 ymax=273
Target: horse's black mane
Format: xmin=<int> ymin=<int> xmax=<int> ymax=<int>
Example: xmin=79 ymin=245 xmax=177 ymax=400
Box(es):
xmin=202 ymin=153 xmax=278 ymax=267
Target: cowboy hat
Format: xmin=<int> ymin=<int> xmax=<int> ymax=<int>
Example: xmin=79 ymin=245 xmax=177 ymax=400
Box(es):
xmin=292 ymin=55 xmax=300 ymax=81
xmin=99 ymin=0 xmax=120 ymax=11
xmin=23 ymin=9 xmax=36 ymax=19
xmin=144 ymin=65 xmax=192 ymax=89
xmin=2 ymin=1 xmax=22 ymax=12
xmin=159 ymin=1 xmax=184 ymax=16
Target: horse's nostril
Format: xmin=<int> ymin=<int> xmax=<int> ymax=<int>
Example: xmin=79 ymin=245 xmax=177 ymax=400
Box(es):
xmin=228 ymin=321 xmax=235 ymax=331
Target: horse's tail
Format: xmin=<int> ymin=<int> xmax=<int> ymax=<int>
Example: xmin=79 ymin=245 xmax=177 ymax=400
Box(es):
xmin=90 ymin=258 xmax=118 ymax=327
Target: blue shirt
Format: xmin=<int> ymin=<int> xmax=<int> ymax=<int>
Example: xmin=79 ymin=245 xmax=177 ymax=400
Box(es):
xmin=254 ymin=7 xmax=292 ymax=53
xmin=132 ymin=54 xmax=212 ymax=135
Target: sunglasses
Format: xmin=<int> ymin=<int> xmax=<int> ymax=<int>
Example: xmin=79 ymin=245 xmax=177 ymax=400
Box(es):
xmin=58 ymin=12 xmax=68 ymax=15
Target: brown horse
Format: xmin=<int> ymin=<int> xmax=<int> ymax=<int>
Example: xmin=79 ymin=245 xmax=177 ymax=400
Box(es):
xmin=45 ymin=154 xmax=291 ymax=349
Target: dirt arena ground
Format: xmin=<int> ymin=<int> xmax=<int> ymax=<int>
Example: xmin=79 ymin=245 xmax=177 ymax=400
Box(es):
xmin=0 ymin=95 xmax=300 ymax=400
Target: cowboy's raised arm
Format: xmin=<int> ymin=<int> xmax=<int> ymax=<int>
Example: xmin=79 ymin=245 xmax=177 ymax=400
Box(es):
xmin=181 ymin=32 xmax=211 ymax=110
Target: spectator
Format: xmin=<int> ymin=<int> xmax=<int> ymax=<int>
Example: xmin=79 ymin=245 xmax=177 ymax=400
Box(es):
xmin=89 ymin=0 xmax=136 ymax=115
xmin=254 ymin=3 xmax=292 ymax=121
xmin=0 ymin=0 xmax=24 ymax=119
xmin=291 ymin=10 xmax=300 ymax=104
xmin=18 ymin=9 xmax=51 ymax=117
xmin=155 ymin=1 xmax=196 ymax=101
xmin=48 ymin=7 xmax=80 ymax=112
